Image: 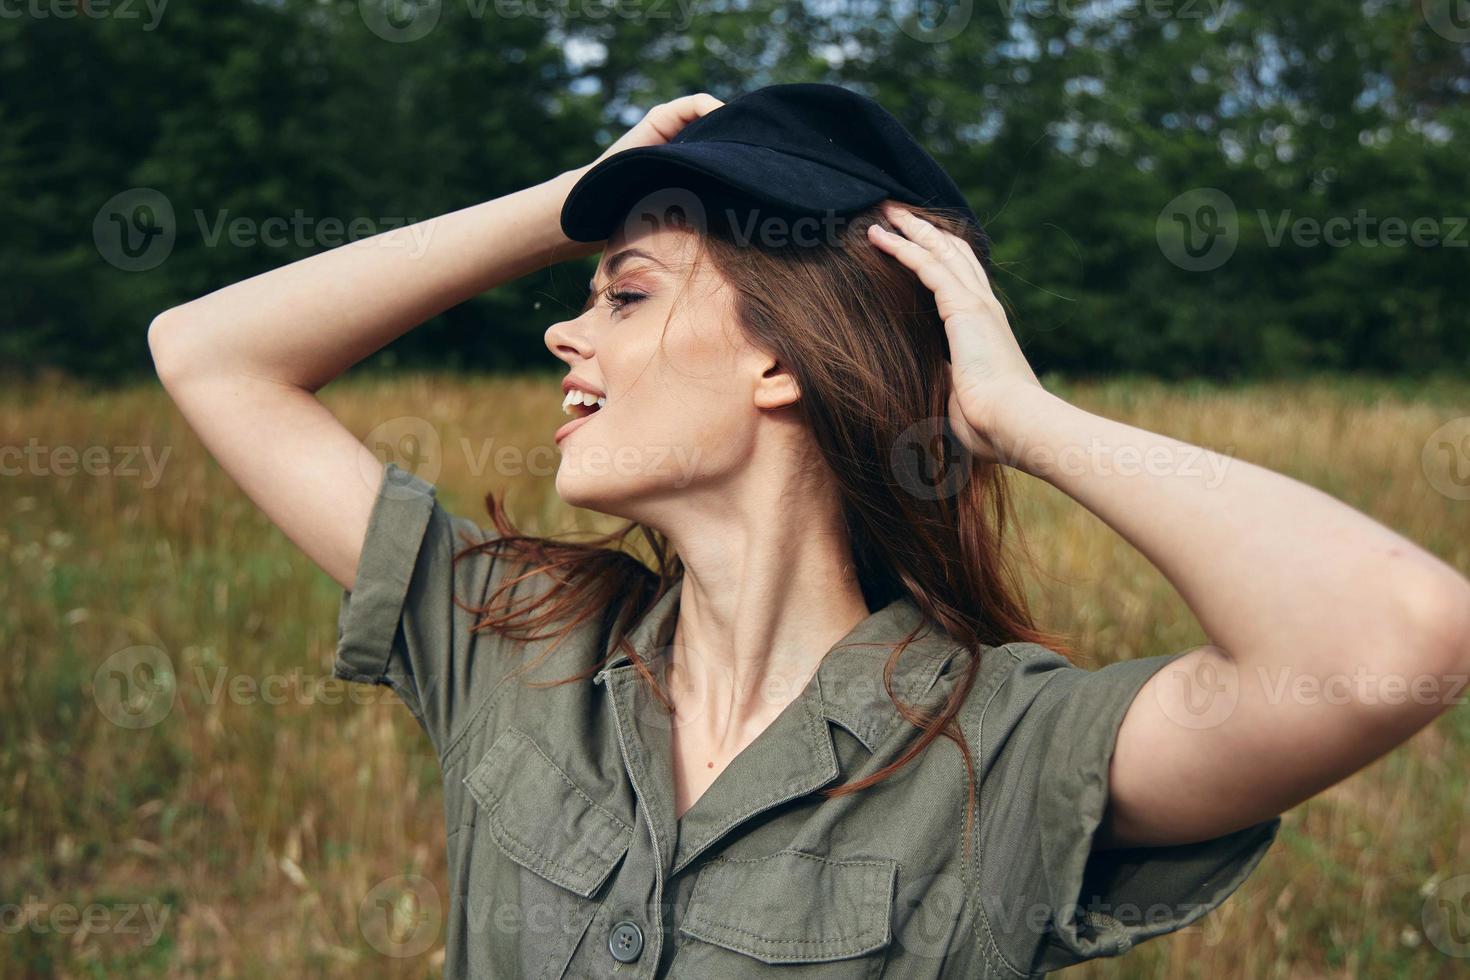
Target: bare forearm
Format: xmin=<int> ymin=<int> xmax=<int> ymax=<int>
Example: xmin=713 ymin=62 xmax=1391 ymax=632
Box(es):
xmin=994 ymin=386 xmax=1470 ymax=680
xmin=149 ymin=165 xmax=595 ymax=391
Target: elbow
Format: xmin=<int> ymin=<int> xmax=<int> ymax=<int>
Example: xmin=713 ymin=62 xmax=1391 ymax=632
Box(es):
xmin=147 ymin=306 xmax=196 ymax=385
xmin=1393 ymin=561 xmax=1470 ymax=683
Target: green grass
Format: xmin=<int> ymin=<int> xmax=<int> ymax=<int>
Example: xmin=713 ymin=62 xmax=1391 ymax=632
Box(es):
xmin=1 ymin=373 xmax=1468 ymax=977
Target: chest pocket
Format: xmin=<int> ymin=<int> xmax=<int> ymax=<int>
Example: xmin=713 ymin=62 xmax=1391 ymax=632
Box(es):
xmin=463 ymin=726 xmax=633 ymax=979
xmin=676 ymin=849 xmax=898 ymax=978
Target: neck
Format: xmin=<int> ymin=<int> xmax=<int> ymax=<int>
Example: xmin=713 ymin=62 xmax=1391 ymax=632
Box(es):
xmin=653 ymin=463 xmax=870 ymax=752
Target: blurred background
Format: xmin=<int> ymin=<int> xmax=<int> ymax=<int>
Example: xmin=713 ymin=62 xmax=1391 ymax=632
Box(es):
xmin=3 ymin=0 xmax=1469 ymax=976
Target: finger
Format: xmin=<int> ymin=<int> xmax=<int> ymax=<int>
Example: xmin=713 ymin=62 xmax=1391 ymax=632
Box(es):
xmin=867 ymin=222 xmax=975 ymax=318
xmin=883 ymin=205 xmax=994 ymax=300
xmin=882 ymin=204 xmax=989 ymax=295
xmin=648 ymin=93 xmax=724 ymax=141
xmin=869 ymin=223 xmax=1001 ymax=373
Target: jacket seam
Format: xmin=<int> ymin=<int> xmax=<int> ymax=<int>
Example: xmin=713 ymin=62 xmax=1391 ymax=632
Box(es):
xmin=966 ymin=641 xmax=1052 ymax=980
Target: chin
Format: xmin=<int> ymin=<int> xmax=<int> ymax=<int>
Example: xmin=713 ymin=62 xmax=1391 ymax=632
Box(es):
xmin=556 ymin=456 xmax=689 ymax=526
xmin=555 ymin=463 xmax=629 ymax=514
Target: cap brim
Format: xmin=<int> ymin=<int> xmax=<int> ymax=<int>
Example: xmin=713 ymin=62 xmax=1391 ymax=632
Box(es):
xmin=559 ymin=141 xmax=897 ymax=243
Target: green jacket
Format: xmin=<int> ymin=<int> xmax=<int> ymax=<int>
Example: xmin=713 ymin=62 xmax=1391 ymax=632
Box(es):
xmin=335 ymin=462 xmax=1278 ymax=978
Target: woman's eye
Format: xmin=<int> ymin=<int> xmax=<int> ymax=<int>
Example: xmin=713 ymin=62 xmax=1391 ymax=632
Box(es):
xmin=606 ymin=290 xmax=646 ymax=312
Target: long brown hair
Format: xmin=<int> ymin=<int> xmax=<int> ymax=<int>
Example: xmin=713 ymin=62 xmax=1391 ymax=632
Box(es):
xmin=453 ymin=198 xmax=1070 ymax=866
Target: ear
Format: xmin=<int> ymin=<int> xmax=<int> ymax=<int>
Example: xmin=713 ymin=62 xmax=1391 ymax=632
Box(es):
xmin=752 ymin=355 xmax=801 ymax=410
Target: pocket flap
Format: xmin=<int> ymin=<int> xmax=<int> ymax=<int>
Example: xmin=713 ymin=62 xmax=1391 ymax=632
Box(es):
xmin=680 ymin=849 xmax=898 ymax=964
xmin=463 ymin=727 xmax=633 ymax=899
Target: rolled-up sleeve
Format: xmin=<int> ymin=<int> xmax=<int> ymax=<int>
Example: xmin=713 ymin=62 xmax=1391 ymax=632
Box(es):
xmin=334 ymin=460 xmax=522 ymax=755
xmin=968 ymin=642 xmax=1280 ymax=975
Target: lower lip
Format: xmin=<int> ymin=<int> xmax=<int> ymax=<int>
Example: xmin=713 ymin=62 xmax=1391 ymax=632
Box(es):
xmin=554 ymin=410 xmax=600 ymax=444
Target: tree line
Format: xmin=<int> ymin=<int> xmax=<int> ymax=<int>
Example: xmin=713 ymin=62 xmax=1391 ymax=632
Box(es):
xmin=4 ymin=0 xmax=1467 ymax=381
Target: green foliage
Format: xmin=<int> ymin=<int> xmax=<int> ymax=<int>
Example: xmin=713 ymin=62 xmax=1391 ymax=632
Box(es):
xmin=3 ymin=0 xmax=1467 ymax=381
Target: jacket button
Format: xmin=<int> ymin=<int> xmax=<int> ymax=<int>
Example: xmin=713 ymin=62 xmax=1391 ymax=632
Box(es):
xmin=608 ymin=919 xmax=643 ymax=962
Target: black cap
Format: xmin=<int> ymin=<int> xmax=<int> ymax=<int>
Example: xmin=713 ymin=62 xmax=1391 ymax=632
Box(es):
xmin=560 ymin=82 xmax=987 ymax=261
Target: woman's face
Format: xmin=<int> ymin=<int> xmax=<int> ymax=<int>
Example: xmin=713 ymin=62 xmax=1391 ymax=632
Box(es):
xmin=543 ymin=222 xmax=788 ymax=522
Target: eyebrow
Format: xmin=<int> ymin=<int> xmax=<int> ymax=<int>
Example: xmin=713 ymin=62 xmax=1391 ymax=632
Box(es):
xmin=587 ymin=247 xmax=666 ymax=294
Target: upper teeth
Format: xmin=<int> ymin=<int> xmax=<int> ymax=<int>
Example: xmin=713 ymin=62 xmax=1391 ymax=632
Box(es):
xmin=562 ymin=389 xmax=607 ymax=415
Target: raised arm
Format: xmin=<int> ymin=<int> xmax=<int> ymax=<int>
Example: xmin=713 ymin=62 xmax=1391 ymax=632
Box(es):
xmin=870 ymin=202 xmax=1470 ymax=848
xmin=148 ymin=95 xmax=722 ymax=591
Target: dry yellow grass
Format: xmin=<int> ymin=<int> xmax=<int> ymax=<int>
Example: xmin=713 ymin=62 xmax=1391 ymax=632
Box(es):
xmin=2 ymin=372 xmax=1467 ymax=978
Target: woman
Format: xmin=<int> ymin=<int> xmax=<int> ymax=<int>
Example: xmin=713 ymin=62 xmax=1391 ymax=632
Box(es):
xmin=149 ymin=87 xmax=1470 ymax=978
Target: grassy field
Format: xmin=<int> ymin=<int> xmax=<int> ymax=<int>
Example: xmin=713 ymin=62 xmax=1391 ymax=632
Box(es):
xmin=2 ymin=372 xmax=1468 ymax=978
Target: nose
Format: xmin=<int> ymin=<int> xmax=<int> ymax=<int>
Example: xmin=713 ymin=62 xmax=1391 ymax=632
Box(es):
xmin=544 ymin=310 xmax=595 ymax=365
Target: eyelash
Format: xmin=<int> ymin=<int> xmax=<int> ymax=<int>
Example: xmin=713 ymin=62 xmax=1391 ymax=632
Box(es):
xmin=606 ymin=289 xmax=647 ymax=312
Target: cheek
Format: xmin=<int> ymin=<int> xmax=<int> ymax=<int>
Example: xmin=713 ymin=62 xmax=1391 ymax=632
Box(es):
xmin=559 ymin=306 xmax=753 ymax=493
xmin=556 ymin=385 xmax=751 ymax=498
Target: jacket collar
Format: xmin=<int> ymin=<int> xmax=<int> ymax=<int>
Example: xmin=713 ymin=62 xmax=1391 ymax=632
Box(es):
xmin=594 ymin=570 xmax=966 ymax=876
xmin=595 ymin=570 xmax=964 ymax=753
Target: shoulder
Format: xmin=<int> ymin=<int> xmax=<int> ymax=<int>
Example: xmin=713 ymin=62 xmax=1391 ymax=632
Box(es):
xmin=952 ymin=639 xmax=1197 ymax=782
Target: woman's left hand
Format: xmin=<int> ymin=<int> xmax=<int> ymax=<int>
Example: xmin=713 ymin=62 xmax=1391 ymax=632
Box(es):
xmin=867 ymin=203 xmax=1044 ymax=464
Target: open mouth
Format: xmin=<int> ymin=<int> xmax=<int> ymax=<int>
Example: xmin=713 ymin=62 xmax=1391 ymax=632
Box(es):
xmin=562 ymin=389 xmax=607 ymax=420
